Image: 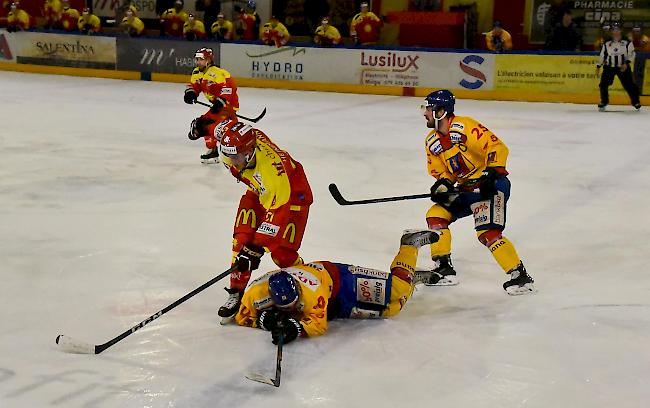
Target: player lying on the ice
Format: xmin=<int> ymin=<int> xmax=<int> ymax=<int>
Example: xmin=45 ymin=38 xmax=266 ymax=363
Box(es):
xmin=233 ymin=229 xmax=439 ymax=344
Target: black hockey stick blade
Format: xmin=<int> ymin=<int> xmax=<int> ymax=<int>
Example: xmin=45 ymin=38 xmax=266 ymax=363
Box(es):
xmin=245 ymin=332 xmax=283 ymax=387
xmin=55 ymin=265 xmax=236 ymax=355
xmin=195 ymin=101 xmax=266 ymax=123
xmin=328 ymin=183 xmax=430 ymax=206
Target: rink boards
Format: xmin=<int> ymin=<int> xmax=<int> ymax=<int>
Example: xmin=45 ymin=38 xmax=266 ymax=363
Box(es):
xmin=1 ymin=29 xmax=648 ymax=105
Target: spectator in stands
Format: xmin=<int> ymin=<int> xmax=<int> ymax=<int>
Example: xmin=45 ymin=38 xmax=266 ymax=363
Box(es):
xmin=260 ymin=15 xmax=290 ymax=47
xmin=485 ymin=21 xmax=512 ymax=52
xmin=183 ymin=13 xmax=206 ymax=41
xmin=161 ymin=0 xmax=188 ymax=37
xmin=246 ymin=1 xmax=261 ymax=38
xmin=6 ymin=2 xmax=30 ymax=32
xmin=545 ymin=10 xmax=582 ymax=51
xmin=629 ymin=24 xmax=650 ymax=52
xmin=211 ymin=12 xmax=233 ymax=40
xmin=350 ymin=2 xmax=382 ymax=45
xmin=60 ymin=0 xmax=79 ymax=31
xmin=120 ymin=7 xmax=144 ymax=37
xmin=314 ymin=16 xmax=341 ymax=46
xmin=542 ymin=0 xmax=568 ymax=41
xmin=78 ymin=7 xmax=101 ymax=34
xmin=233 ymin=6 xmax=254 ymax=40
xmin=196 ymin=0 xmax=220 ymax=34
xmin=43 ymin=0 xmax=62 ymax=29
xmin=594 ymin=21 xmax=611 ymax=51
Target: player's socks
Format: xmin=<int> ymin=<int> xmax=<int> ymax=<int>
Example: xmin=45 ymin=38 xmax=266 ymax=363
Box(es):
xmin=201 ymin=148 xmax=220 ymax=164
xmin=218 ymin=287 xmax=243 ymax=318
xmin=503 ymin=263 xmax=535 ymax=295
xmin=424 ymin=254 xmax=458 ymax=286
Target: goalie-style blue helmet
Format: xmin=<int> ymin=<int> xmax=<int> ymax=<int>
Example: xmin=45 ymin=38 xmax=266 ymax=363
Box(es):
xmin=424 ymin=90 xmax=455 ymax=115
xmin=269 ymin=271 xmax=299 ymax=309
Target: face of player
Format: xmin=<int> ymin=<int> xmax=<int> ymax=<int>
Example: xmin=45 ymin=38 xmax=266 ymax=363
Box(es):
xmin=612 ymin=29 xmax=622 ymax=41
xmin=224 ymin=147 xmax=255 ymax=172
xmin=423 ymin=106 xmax=448 ymax=130
xmin=494 ymin=27 xmax=503 ymax=35
xmin=195 ymin=56 xmax=209 ymax=70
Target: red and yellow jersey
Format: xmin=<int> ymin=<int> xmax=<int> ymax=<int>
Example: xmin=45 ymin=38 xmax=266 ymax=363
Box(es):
xmin=315 ymin=24 xmax=341 ymax=45
xmin=238 ymin=12 xmax=257 ymax=40
xmin=211 ymin=19 xmax=234 ymax=39
xmin=44 ymin=0 xmax=62 ymax=24
xmin=183 ymin=19 xmax=206 ymax=38
xmin=224 ymin=129 xmax=313 ymax=213
xmin=188 ymin=64 xmax=239 ymax=109
xmin=235 ymin=262 xmax=335 ymax=337
xmin=425 ymin=115 xmax=509 ymax=185
xmin=260 ymin=21 xmax=290 ymax=45
xmin=7 ymin=8 xmax=30 ymax=30
xmin=78 ymin=13 xmax=101 ymax=32
xmin=350 ymin=11 xmax=382 ymax=44
xmin=121 ymin=15 xmax=144 ymax=35
xmin=161 ymin=8 xmax=188 ymax=37
xmin=60 ymin=7 xmax=79 ymax=31
xmin=485 ymin=29 xmax=513 ymax=51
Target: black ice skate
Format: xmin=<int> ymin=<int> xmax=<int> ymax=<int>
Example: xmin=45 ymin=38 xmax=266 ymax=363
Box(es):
xmin=424 ymin=255 xmax=458 ymax=286
xmin=598 ymin=103 xmax=607 ymax=112
xmin=400 ymin=229 xmax=440 ymax=248
xmin=218 ymin=288 xmax=243 ymax=318
xmin=634 ymin=103 xmax=641 ymax=111
xmin=200 ymin=148 xmax=220 ymax=164
xmin=503 ymin=263 xmax=536 ymax=295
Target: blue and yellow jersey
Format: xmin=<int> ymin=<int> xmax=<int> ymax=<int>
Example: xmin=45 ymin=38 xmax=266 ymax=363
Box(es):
xmin=235 ymin=262 xmax=334 ymax=337
xmin=425 ymin=115 xmax=509 ymax=185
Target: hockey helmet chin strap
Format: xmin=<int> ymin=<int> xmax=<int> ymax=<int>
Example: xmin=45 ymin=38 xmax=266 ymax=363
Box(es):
xmin=433 ymin=109 xmax=448 ymax=131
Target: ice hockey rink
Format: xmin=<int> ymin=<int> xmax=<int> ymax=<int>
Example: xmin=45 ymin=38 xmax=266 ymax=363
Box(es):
xmin=1 ymin=71 xmax=649 ymax=408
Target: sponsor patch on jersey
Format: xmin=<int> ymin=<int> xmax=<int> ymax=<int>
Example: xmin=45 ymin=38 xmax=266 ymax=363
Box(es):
xmin=429 ymin=139 xmax=443 ymax=155
xmin=285 ymin=267 xmax=321 ymax=291
xmin=492 ymin=191 xmax=505 ymax=226
xmin=487 ymin=151 xmax=497 ymax=164
xmin=471 ymin=200 xmax=491 ymax=227
xmin=450 ymin=131 xmax=463 ymax=144
xmin=450 ymin=122 xmax=465 ymax=131
xmin=258 ymin=222 xmax=279 ymax=237
xmin=221 ymin=87 xmax=232 ymax=95
xmin=356 ymin=278 xmax=387 ymax=306
xmin=349 ymin=266 xmax=390 ymax=279
xmin=253 ymin=296 xmax=273 ymax=310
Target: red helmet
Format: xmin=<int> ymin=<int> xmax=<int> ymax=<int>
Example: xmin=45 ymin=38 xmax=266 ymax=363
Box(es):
xmin=218 ymin=120 xmax=257 ymax=168
xmin=194 ymin=47 xmax=213 ymax=61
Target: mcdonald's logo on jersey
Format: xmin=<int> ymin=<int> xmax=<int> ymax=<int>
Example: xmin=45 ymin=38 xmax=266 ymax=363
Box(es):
xmin=236 ymin=208 xmax=257 ymax=228
xmin=283 ymin=223 xmax=296 ymax=243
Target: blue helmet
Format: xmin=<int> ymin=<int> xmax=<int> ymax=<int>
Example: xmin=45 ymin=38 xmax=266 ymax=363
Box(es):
xmin=269 ymin=271 xmax=299 ymax=308
xmin=424 ymin=90 xmax=455 ymax=115
xmin=247 ymin=0 xmax=256 ymax=9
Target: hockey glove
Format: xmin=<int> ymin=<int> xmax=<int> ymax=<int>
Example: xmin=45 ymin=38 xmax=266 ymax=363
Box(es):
xmin=210 ymin=98 xmax=226 ymax=113
xmin=188 ymin=117 xmax=214 ymax=140
xmin=271 ymin=317 xmax=302 ymax=345
xmin=235 ymin=244 xmax=264 ymax=272
xmin=184 ymin=88 xmax=197 ymax=104
xmin=257 ymin=309 xmax=282 ymax=331
xmin=479 ymin=167 xmax=500 ymax=199
xmin=430 ymin=178 xmax=455 ymax=203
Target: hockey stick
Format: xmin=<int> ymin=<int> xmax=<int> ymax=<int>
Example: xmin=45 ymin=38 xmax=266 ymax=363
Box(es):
xmin=195 ymin=101 xmax=267 ymax=123
xmin=55 ymin=265 xmax=237 ymax=355
xmin=329 ymin=183 xmax=435 ymax=206
xmin=245 ymin=329 xmax=283 ymax=387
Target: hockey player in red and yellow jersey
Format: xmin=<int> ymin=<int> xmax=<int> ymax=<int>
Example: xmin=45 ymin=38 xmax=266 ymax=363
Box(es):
xmin=6 ymin=2 xmax=30 ymax=32
xmin=60 ymin=0 xmax=79 ymax=31
xmin=185 ymin=48 xmax=239 ymax=163
xmin=260 ymin=16 xmax=290 ymax=47
xmin=78 ymin=7 xmax=101 ymax=33
xmin=216 ymin=120 xmax=313 ymax=319
xmin=43 ymin=0 xmax=62 ymax=29
xmin=421 ymin=90 xmax=535 ymax=295
xmin=160 ymin=0 xmax=188 ymax=37
xmin=234 ymin=230 xmax=439 ymax=343
xmin=183 ymin=13 xmax=206 ymax=41
xmin=350 ymin=2 xmax=382 ymax=45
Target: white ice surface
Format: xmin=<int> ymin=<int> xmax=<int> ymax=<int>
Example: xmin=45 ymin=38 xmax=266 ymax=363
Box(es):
xmin=1 ymin=71 xmax=650 ymax=408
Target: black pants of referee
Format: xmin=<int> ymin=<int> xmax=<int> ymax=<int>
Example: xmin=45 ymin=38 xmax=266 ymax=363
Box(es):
xmin=599 ymin=65 xmax=640 ymax=106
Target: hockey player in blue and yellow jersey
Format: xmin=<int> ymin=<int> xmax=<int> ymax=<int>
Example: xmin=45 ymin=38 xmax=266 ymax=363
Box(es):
xmin=234 ymin=230 xmax=440 ymax=343
xmin=421 ymin=90 xmax=535 ymax=295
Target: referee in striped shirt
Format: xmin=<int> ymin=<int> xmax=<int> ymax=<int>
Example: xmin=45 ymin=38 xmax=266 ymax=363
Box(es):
xmin=596 ymin=22 xmax=641 ymax=111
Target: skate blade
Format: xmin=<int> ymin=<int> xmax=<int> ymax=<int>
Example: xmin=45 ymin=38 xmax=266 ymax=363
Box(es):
xmin=505 ymin=283 xmax=537 ymax=296
xmin=220 ymin=316 xmax=234 ymax=325
xmin=245 ymin=372 xmax=279 ymax=387
xmin=424 ymin=275 xmax=459 ymax=286
xmin=201 ymin=158 xmax=220 ymax=164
